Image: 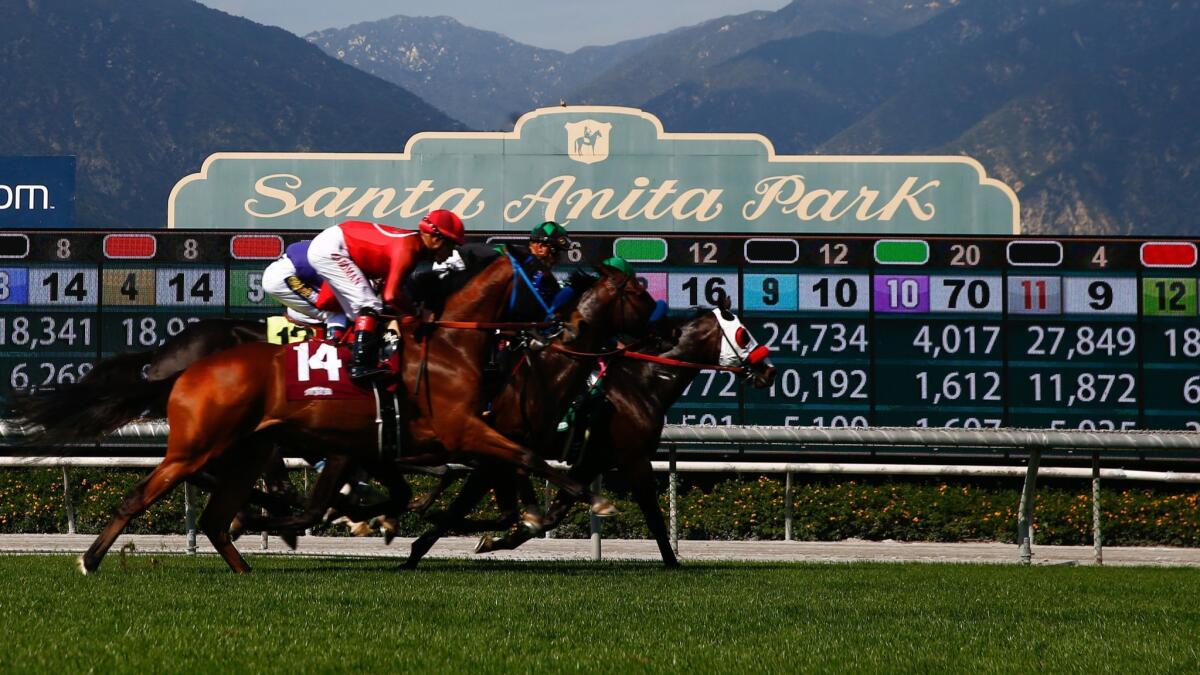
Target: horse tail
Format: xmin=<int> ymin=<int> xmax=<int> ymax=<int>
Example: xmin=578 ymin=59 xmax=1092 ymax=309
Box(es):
xmin=10 ymin=351 xmax=172 ymax=443
xmin=10 ymin=318 xmax=266 ymax=444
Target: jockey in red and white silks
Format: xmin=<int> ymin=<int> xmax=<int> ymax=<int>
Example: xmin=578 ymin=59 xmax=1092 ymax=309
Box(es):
xmin=307 ymin=210 xmax=466 ymax=381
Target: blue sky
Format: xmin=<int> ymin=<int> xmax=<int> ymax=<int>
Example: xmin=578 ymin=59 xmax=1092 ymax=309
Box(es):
xmin=196 ymin=0 xmax=791 ymax=51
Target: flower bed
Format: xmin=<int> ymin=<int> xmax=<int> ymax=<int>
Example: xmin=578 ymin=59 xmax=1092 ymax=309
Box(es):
xmin=2 ymin=469 xmax=1198 ymax=546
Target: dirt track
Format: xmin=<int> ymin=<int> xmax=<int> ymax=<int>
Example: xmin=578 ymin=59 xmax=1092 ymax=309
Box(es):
xmin=3 ymin=534 xmax=1200 ymax=567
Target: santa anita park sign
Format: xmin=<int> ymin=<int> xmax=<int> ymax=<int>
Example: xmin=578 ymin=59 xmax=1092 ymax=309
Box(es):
xmin=168 ymin=107 xmax=1020 ymax=235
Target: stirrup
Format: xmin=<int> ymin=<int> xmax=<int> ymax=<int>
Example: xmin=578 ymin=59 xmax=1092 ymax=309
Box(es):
xmin=349 ymin=365 xmax=390 ymax=382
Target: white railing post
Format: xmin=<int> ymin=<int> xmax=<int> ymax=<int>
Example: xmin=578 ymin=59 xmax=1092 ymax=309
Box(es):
xmin=784 ymin=471 xmax=793 ymax=542
xmin=669 ymin=445 xmax=678 ymax=555
xmin=184 ymin=482 xmax=197 ymax=554
xmin=544 ymin=479 xmax=554 ymax=539
xmin=589 ymin=476 xmax=602 ymax=562
xmin=61 ymin=467 xmax=76 ymax=535
xmin=1092 ymin=453 xmax=1103 ymax=566
xmin=1017 ymin=449 xmax=1042 ymax=565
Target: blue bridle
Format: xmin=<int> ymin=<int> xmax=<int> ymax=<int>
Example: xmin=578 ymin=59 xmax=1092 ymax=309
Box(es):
xmin=506 ymin=252 xmax=559 ymax=318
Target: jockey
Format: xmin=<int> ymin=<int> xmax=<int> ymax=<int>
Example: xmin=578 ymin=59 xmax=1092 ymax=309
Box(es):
xmin=528 ymin=221 xmax=571 ymax=268
xmin=555 ymin=256 xmax=643 ymax=439
xmin=308 ymin=210 xmax=467 ymax=382
xmin=260 ymin=240 xmax=349 ymax=339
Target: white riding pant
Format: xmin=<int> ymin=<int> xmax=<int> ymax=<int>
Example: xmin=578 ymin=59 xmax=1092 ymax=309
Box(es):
xmin=308 ymin=225 xmax=383 ymax=316
xmin=261 ymin=256 xmax=343 ymax=328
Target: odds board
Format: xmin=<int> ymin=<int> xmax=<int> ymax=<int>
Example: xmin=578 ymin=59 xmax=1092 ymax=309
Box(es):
xmin=2 ymin=230 xmax=1199 ymax=433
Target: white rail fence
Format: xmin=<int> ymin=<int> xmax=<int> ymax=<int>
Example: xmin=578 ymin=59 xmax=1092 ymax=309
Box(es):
xmin=3 ymin=421 xmax=1200 ymax=564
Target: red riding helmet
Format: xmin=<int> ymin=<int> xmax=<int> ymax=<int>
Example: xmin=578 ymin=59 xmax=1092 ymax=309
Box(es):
xmin=419 ymin=209 xmax=466 ymax=245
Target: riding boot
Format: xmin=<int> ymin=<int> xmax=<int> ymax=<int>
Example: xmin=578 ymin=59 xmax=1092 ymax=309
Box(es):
xmin=349 ymin=311 xmax=389 ymax=382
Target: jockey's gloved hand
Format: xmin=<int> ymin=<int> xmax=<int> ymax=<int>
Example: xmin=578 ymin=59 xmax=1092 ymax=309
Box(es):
xmin=431 ymin=249 xmax=466 ymax=279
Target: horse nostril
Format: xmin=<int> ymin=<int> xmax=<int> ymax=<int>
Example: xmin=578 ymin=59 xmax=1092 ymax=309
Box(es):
xmin=757 ymin=365 xmax=778 ymax=388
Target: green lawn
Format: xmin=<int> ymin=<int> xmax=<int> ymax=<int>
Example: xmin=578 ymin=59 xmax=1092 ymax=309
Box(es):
xmin=0 ymin=555 xmax=1197 ymax=673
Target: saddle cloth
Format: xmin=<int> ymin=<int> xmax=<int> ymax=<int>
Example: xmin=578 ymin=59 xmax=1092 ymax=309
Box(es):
xmin=284 ymin=341 xmax=371 ymax=401
xmin=283 ymin=339 xmax=404 ymax=460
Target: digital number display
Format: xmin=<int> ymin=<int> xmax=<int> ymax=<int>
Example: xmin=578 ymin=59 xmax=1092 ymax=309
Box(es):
xmin=3 ymin=231 xmax=1200 ymax=436
xmin=0 ymin=232 xmax=291 ymax=404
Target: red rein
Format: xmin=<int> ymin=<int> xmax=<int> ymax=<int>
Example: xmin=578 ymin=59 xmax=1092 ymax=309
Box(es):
xmin=549 ymin=343 xmax=746 ymax=374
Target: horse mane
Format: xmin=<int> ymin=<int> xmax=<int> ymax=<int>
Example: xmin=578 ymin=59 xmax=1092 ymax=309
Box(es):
xmin=566 ymin=269 xmax=597 ymax=293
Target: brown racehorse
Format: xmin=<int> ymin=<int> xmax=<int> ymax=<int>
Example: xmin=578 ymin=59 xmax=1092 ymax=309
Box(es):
xmin=400 ymin=294 xmax=776 ymax=568
xmin=235 ymin=263 xmax=661 ymax=540
xmin=44 ymin=254 xmax=651 ymax=574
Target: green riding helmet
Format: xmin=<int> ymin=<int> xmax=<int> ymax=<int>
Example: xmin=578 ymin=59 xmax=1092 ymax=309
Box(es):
xmin=600 ymin=256 xmax=634 ymax=276
xmin=530 ymin=221 xmax=571 ymax=251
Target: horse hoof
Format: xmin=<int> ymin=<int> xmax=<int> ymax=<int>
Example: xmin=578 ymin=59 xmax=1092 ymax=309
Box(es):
xmin=282 ymin=532 xmax=299 ymax=551
xmin=474 ymin=535 xmax=493 ymax=554
xmin=77 ymin=556 xmax=92 ymax=576
xmin=521 ymin=511 xmax=544 ymax=535
xmin=590 ymin=498 xmax=617 ymax=517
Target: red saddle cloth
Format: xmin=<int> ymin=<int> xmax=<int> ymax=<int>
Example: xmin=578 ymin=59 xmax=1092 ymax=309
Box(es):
xmin=284 ymin=341 xmax=373 ymax=401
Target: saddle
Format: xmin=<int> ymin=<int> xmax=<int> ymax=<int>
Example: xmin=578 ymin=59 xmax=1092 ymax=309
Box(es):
xmin=281 ymin=332 xmax=405 ymax=461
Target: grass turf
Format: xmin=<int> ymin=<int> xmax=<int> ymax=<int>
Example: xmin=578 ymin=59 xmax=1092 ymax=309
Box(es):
xmin=0 ymin=555 xmax=1197 ymax=673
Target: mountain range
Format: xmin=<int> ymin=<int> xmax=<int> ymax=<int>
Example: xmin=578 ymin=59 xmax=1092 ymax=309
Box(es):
xmin=0 ymin=0 xmax=1196 ymax=235
xmin=0 ymin=0 xmax=458 ymax=228
xmin=651 ymin=0 xmax=1200 ymax=235
xmin=306 ymin=16 xmax=673 ymax=131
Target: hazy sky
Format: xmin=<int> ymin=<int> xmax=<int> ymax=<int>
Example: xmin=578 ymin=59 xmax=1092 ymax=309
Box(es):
xmin=196 ymin=0 xmax=791 ymax=51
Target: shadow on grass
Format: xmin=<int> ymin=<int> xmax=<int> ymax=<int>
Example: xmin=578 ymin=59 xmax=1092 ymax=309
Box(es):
xmin=237 ymin=556 xmax=812 ymax=575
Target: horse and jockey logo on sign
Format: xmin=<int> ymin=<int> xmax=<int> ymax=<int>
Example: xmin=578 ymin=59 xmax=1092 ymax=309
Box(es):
xmin=564 ymin=120 xmax=612 ymax=164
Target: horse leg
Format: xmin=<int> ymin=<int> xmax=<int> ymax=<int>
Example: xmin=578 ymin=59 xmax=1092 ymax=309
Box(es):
xmin=229 ymin=447 xmax=298 ymax=546
xmin=457 ymin=418 xmax=611 ymax=515
xmin=191 ymin=471 xmax=297 ymax=517
xmin=80 ymin=454 xmax=209 ymax=574
xmin=238 ymin=454 xmax=355 ymax=534
xmin=330 ymin=459 xmax=414 ymax=544
xmin=196 ymin=437 xmax=274 ymax=573
xmin=419 ymin=471 xmax=523 ymax=536
xmin=407 ymin=470 xmax=462 ymax=514
xmin=625 ymin=457 xmax=680 ymax=568
xmin=403 ymin=471 xmax=494 ymax=569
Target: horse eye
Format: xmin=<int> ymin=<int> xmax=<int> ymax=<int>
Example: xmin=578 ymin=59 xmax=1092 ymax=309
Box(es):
xmin=736 ymin=327 xmax=750 ymax=348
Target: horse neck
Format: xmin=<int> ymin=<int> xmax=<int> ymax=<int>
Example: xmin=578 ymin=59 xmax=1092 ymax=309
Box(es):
xmin=624 ymin=324 xmax=716 ymax=410
xmin=508 ymin=293 xmax=626 ymax=423
xmin=439 ymin=258 xmax=512 ymax=322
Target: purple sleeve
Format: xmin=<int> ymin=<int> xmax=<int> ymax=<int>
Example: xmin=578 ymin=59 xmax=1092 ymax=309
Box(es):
xmin=285 ymin=240 xmax=319 ymax=284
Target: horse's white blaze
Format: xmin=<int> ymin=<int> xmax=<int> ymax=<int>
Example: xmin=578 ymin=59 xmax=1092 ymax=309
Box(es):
xmin=713 ymin=309 xmax=763 ymax=366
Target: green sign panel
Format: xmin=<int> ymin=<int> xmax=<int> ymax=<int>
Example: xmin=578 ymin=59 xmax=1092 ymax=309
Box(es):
xmin=169 ymin=106 xmax=1019 ymax=234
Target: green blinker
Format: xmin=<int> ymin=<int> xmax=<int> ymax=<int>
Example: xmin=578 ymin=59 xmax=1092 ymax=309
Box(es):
xmin=601 ymin=256 xmax=634 ymax=276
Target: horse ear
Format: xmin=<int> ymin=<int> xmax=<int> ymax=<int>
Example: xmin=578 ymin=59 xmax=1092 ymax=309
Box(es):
xmin=716 ymin=288 xmax=731 ymax=311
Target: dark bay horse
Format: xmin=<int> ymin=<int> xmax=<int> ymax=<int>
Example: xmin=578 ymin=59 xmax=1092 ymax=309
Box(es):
xmin=19 ymin=254 xmax=646 ymax=574
xmin=401 ymin=295 xmax=776 ymax=568
xmin=234 ymin=261 xmax=660 ymax=540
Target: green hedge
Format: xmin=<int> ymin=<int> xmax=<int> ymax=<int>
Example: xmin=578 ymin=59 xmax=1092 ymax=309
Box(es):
xmin=2 ymin=468 xmax=1199 ymax=546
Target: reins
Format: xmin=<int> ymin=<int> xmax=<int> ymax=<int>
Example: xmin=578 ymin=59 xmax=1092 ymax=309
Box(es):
xmin=547 ymin=342 xmax=746 ymax=374
xmin=624 ymin=349 xmax=745 ymax=373
xmin=380 ymin=314 xmax=556 ymax=332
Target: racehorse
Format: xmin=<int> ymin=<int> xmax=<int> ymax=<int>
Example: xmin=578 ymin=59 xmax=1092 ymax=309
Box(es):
xmin=401 ymin=294 xmax=776 ymax=568
xmin=237 ymin=261 xmax=662 ymax=541
xmin=18 ymin=253 xmax=653 ymax=574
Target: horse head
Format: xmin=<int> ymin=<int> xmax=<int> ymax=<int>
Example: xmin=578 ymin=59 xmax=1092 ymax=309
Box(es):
xmin=670 ymin=291 xmax=776 ymax=388
xmin=559 ymin=261 xmax=658 ymax=348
